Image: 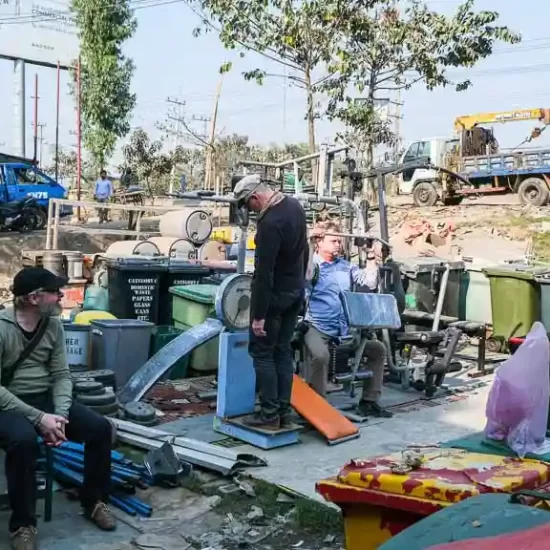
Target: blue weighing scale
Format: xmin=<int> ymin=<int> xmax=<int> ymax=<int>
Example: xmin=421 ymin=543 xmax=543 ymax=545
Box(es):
xmin=212 ymin=273 xmax=302 ymax=449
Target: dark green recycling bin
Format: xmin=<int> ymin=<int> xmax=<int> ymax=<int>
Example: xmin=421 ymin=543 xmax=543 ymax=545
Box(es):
xmin=150 ymin=326 xmax=189 ymax=380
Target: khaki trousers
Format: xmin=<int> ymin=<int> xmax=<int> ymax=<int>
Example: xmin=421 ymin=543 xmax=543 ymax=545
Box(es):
xmin=303 ymin=325 xmax=386 ymax=402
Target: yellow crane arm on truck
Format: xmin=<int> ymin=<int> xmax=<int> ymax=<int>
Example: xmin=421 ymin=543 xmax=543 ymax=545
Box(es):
xmin=454 ymin=108 xmax=550 ymax=131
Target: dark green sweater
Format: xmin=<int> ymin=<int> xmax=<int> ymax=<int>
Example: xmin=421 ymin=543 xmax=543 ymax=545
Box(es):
xmin=0 ymin=308 xmax=72 ymax=425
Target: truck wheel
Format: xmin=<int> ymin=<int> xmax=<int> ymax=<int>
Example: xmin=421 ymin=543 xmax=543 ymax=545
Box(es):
xmin=413 ymin=182 xmax=438 ymax=207
xmin=518 ymin=178 xmax=549 ymax=207
xmin=30 ymin=208 xmax=46 ymax=230
xmin=35 ymin=208 xmax=47 ymax=230
xmin=16 ymin=212 xmax=36 ymax=234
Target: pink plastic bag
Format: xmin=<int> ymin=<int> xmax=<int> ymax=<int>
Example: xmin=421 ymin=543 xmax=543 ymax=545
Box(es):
xmin=485 ymin=322 xmax=550 ymax=458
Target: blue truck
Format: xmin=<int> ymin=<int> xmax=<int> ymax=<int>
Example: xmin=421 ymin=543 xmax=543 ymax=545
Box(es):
xmin=397 ymin=108 xmax=550 ymax=207
xmin=0 ymin=154 xmax=70 ymax=226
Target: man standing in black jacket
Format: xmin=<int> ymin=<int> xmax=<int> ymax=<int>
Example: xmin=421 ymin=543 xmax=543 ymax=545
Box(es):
xmin=233 ymin=175 xmax=308 ymax=431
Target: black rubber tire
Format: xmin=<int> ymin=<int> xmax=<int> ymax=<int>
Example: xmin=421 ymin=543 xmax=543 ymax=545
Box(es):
xmin=74 ymin=380 xmax=104 ymax=395
xmin=123 ymin=402 xmax=156 ymax=423
xmin=31 ymin=208 xmax=47 ymax=230
xmin=16 ymin=212 xmax=36 ymax=233
xmin=76 ymin=391 xmax=117 ymax=407
xmin=71 ymin=375 xmax=94 ymax=384
xmin=518 ymin=177 xmax=549 ymax=207
xmin=87 ymin=402 xmax=120 ymax=416
xmin=412 ymin=182 xmax=438 ymax=207
xmin=131 ymin=417 xmax=158 ymax=427
xmin=485 ymin=337 xmax=502 ymax=354
xmin=37 ymin=207 xmax=48 ymax=229
xmin=86 ymin=370 xmax=117 ymax=390
xmin=74 ymin=387 xmax=105 ymax=397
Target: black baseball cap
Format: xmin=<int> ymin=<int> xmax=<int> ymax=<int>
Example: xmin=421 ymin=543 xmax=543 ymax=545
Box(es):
xmin=12 ymin=267 xmax=69 ymax=297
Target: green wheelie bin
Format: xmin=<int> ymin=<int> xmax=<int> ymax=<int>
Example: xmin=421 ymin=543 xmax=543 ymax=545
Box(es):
xmin=482 ymin=265 xmax=548 ymax=352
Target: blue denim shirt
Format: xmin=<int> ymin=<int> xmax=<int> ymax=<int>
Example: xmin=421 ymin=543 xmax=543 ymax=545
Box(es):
xmin=305 ymin=256 xmax=378 ymax=338
xmin=94 ymin=178 xmax=113 ymax=200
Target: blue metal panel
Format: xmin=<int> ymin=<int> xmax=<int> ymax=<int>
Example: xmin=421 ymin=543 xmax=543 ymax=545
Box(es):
xmin=213 ymin=416 xmax=301 ymax=449
xmin=459 ymin=148 xmax=550 ymax=181
xmin=216 ymin=331 xmax=256 ymax=418
xmin=340 ymin=292 xmax=401 ymax=329
xmin=117 ymin=318 xmax=224 ymax=403
xmin=462 ymin=166 xmax=550 ymax=180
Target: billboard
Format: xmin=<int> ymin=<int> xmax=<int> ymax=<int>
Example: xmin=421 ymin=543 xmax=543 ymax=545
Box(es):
xmin=0 ymin=0 xmax=79 ymax=67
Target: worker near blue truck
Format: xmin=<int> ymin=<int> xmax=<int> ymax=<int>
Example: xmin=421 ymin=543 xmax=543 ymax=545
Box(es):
xmin=233 ymin=175 xmax=308 ymax=431
xmin=94 ymin=170 xmax=114 ymax=224
xmin=0 ymin=267 xmax=116 ymax=550
xmin=305 ymin=221 xmax=393 ymax=419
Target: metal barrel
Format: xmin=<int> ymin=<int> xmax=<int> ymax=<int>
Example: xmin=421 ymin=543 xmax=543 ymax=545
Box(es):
xmin=158 ymin=209 xmax=213 ymax=245
xmin=105 ymin=240 xmax=161 ymax=257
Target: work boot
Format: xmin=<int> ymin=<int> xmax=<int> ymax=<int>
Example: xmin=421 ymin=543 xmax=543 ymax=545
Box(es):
xmin=280 ymin=414 xmax=293 ymax=429
xmin=85 ymin=501 xmax=117 ymax=531
xmin=10 ymin=526 xmax=37 ymax=550
xmin=356 ymin=401 xmax=393 ymax=419
xmin=243 ymin=414 xmax=280 ymax=432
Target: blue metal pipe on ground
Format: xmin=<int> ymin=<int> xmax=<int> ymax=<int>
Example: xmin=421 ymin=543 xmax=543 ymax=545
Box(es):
xmin=45 ymin=442 xmax=153 ymax=517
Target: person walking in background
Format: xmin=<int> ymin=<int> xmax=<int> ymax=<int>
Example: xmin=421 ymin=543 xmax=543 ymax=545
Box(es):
xmin=94 ymin=170 xmax=113 ymax=224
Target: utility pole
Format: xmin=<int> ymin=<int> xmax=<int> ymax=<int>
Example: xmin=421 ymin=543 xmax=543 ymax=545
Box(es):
xmin=166 ymin=97 xmax=186 ymax=193
xmin=37 ymin=123 xmax=46 ymax=165
xmin=393 ymin=88 xmax=403 ymax=163
xmin=165 ymin=97 xmax=207 ymax=145
xmin=31 ymin=74 xmax=39 ymax=163
xmin=165 ymin=90 xmax=221 ymax=191
xmin=192 ymin=115 xmax=211 ymax=140
xmin=205 ymin=79 xmax=222 ymax=191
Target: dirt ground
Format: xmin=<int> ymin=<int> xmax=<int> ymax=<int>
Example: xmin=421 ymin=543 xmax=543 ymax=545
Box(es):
xmin=383 ymin=194 xmax=546 ymax=263
xmin=5 ymin=468 xmax=345 ymax=550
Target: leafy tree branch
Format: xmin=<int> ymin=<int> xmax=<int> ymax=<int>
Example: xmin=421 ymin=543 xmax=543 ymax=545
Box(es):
xmin=71 ymin=0 xmax=137 ymax=169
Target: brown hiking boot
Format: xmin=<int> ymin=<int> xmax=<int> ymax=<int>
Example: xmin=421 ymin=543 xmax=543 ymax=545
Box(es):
xmin=85 ymin=502 xmax=117 ymax=531
xmin=10 ymin=526 xmax=37 ymax=550
xmin=243 ymin=414 xmax=280 ymax=432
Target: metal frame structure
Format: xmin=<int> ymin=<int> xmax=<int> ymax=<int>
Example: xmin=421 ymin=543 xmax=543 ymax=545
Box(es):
xmin=239 ymin=145 xmax=349 ymax=196
xmin=45 ymin=198 xmax=193 ymax=250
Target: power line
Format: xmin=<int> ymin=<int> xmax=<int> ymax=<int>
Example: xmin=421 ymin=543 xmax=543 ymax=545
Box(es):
xmin=163 ymin=97 xmax=211 ymax=147
xmin=0 ymin=0 xmax=185 ymax=26
xmin=192 ymin=115 xmax=212 ymax=138
xmin=0 ymin=0 xmax=173 ymax=20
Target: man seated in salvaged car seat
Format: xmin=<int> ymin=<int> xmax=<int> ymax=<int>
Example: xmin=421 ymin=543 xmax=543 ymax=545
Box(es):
xmin=304 ymin=221 xmax=393 ymax=419
xmin=0 ymin=267 xmax=116 ymax=550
